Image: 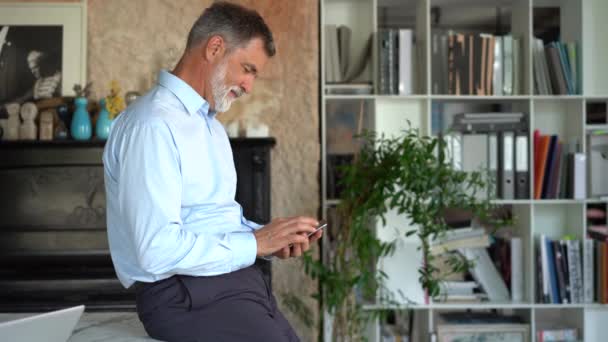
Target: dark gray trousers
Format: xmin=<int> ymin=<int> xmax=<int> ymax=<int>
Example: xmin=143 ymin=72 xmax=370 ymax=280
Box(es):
xmin=135 ymin=264 xmax=300 ymax=342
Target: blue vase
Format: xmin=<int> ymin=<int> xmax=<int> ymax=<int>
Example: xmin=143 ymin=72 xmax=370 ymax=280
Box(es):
xmin=71 ymin=97 xmax=92 ymax=141
xmin=95 ymin=98 xmax=112 ymax=140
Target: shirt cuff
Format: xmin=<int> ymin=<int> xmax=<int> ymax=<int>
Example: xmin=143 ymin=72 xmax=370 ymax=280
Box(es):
xmin=242 ymin=217 xmax=263 ymax=231
xmin=229 ymin=231 xmax=257 ymax=271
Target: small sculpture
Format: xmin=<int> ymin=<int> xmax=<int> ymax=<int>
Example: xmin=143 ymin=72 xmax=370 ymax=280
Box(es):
xmin=5 ymin=102 xmax=21 ymax=140
xmin=39 ymin=109 xmax=54 ymax=141
xmin=106 ymin=80 xmax=125 ymax=119
xmin=19 ymin=102 xmax=38 ymax=140
xmin=225 ymin=120 xmax=240 ymax=138
xmin=125 ymin=91 xmax=141 ymax=106
xmin=73 ymin=82 xmax=93 ymax=98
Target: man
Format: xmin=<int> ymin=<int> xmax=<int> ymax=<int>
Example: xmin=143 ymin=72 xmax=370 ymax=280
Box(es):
xmin=102 ymin=3 xmax=321 ymax=341
xmin=27 ymin=50 xmax=61 ymax=100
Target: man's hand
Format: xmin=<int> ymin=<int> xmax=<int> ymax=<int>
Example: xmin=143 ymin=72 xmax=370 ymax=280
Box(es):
xmin=272 ymin=228 xmax=323 ymax=259
xmin=254 ymin=216 xmax=318 ymax=257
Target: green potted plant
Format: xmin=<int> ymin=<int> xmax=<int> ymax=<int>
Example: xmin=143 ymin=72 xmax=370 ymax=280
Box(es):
xmin=287 ymin=125 xmax=509 ymax=340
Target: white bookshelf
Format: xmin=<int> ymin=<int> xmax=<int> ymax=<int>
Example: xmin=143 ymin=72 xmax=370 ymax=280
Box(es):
xmin=321 ymin=0 xmax=608 ymax=341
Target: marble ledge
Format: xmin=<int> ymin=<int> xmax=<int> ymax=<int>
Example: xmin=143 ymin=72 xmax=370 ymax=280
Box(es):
xmin=0 ymin=312 xmax=158 ymax=342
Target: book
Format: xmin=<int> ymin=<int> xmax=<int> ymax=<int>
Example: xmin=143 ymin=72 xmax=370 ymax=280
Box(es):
xmin=540 ymin=235 xmax=551 ymax=303
xmin=553 ymin=240 xmax=569 ymax=303
xmin=502 ymin=35 xmax=513 ymax=95
xmin=545 ymin=237 xmax=560 ymax=303
xmin=567 ymin=239 xmax=583 ymax=303
xmin=459 ymin=247 xmax=510 ymax=301
xmin=325 ymin=83 xmax=373 ymax=95
xmin=584 ymin=238 xmax=595 ymax=303
xmin=439 ymin=281 xmax=478 ymax=295
xmin=511 ymin=237 xmax=524 ymax=302
xmin=537 ymin=328 xmax=578 ymax=342
xmin=432 ymin=227 xmax=485 ymax=244
xmin=430 ymin=235 xmax=490 ymax=255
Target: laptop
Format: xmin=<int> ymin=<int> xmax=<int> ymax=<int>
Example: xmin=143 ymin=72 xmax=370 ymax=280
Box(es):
xmin=0 ymin=305 xmax=84 ymax=342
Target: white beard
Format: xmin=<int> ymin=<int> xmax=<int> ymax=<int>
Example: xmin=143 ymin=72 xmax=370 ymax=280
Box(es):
xmin=210 ymin=61 xmax=243 ymax=113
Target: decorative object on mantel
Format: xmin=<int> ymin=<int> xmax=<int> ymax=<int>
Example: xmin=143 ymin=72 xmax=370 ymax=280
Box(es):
xmin=95 ymin=98 xmax=111 ymax=140
xmin=106 ymin=80 xmax=125 ymax=120
xmin=124 ymin=91 xmax=141 ymax=106
xmin=38 ymin=109 xmax=54 ymax=141
xmin=70 ymin=83 xmax=92 ymax=141
xmin=5 ymin=103 xmax=20 ymax=140
xmin=71 ymin=97 xmax=91 ymax=140
xmin=245 ymin=122 xmax=269 ymax=138
xmin=0 ymin=107 xmax=8 ymax=141
xmin=19 ymin=102 xmax=38 ymax=140
xmin=225 ymin=120 xmax=240 ymax=138
xmin=54 ymin=104 xmax=70 ymax=140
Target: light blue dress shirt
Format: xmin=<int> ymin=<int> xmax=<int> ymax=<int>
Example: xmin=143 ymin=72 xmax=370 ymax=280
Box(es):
xmin=103 ymin=70 xmax=262 ymax=288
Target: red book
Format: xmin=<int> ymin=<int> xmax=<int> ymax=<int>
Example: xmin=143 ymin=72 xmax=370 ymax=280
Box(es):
xmin=535 ymin=135 xmax=551 ymax=199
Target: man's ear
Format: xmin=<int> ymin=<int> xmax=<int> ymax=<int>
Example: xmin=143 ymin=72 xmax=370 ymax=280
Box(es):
xmin=205 ymin=35 xmax=226 ymax=62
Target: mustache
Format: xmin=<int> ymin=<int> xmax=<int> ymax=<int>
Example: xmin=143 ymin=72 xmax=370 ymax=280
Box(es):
xmin=230 ymin=87 xmax=246 ymax=98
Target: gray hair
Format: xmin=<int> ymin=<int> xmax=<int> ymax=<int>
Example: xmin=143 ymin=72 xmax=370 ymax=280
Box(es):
xmin=186 ymin=1 xmax=276 ymax=57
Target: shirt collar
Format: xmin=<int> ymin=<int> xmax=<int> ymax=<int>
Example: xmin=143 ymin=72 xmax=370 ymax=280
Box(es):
xmin=157 ymin=70 xmax=214 ymax=117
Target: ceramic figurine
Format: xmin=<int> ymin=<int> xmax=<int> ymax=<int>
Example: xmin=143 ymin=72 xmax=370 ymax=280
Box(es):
xmin=19 ymin=102 xmax=38 ymax=140
xmin=95 ymin=98 xmax=112 ymax=140
xmin=245 ymin=122 xmax=269 ymax=138
xmin=5 ymin=102 xmax=20 ymax=140
xmin=0 ymin=108 xmax=7 ymax=141
xmin=125 ymin=91 xmax=141 ymax=106
xmin=39 ymin=110 xmax=54 ymax=141
xmin=225 ymin=120 xmax=240 ymax=138
xmin=71 ymin=97 xmax=92 ymax=140
xmin=57 ymin=105 xmax=72 ymax=135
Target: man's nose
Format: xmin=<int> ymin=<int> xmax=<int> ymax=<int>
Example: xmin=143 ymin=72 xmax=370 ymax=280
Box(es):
xmin=241 ymin=76 xmax=254 ymax=94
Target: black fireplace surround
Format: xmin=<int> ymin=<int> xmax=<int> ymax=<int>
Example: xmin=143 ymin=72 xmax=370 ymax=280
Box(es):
xmin=0 ymin=138 xmax=275 ymax=312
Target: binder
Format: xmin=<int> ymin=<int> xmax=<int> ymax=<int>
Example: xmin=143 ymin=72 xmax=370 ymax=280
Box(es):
xmin=515 ymin=134 xmax=529 ymax=199
xmin=499 ymin=131 xmax=515 ymax=199
xmin=398 ymin=29 xmax=413 ymax=95
xmin=573 ymin=152 xmax=586 ymax=199
xmin=488 ymin=133 xmax=498 ymax=198
xmin=462 ymin=134 xmax=489 ymax=198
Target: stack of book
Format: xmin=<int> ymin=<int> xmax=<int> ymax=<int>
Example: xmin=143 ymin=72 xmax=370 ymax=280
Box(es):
xmin=437 ymin=281 xmax=483 ymax=302
xmin=533 ymin=38 xmax=580 ymax=95
xmin=430 ymin=227 xmax=489 ymax=255
xmin=431 ymin=32 xmax=521 ymax=95
xmin=533 ymin=130 xmax=586 ymax=199
xmin=377 ymin=28 xmax=416 ymax=95
xmin=536 ymin=235 xmax=588 ymax=304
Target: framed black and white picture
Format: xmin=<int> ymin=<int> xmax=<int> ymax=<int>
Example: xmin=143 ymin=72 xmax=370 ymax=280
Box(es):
xmin=0 ymin=2 xmax=86 ymax=106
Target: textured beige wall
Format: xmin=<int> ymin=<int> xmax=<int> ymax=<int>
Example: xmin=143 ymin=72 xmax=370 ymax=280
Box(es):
xmin=87 ymin=0 xmax=320 ymax=339
xmin=5 ymin=0 xmax=320 ymax=339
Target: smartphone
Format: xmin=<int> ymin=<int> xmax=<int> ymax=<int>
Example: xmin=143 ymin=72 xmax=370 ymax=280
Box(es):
xmin=308 ymin=220 xmax=327 ymax=237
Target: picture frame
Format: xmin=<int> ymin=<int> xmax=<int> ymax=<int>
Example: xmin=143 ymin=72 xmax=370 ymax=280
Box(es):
xmin=0 ymin=1 xmax=87 ymax=104
xmin=437 ymin=324 xmax=530 ymax=342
